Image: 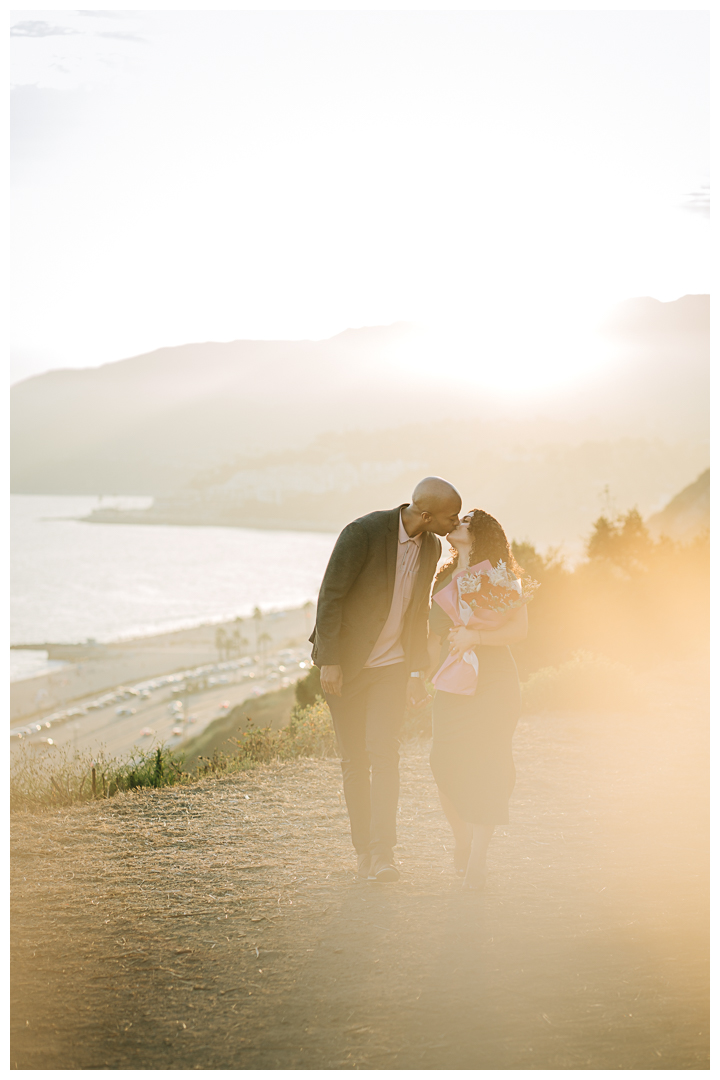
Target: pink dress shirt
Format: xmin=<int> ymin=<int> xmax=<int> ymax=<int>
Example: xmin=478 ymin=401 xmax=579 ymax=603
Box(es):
xmin=364 ymin=510 xmax=422 ymax=669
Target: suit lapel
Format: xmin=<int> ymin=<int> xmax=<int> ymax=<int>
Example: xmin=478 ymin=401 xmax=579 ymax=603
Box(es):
xmin=418 ymin=530 xmax=436 ymax=583
xmin=385 ymin=506 xmax=402 ymax=603
xmin=413 ymin=532 xmax=438 ymax=609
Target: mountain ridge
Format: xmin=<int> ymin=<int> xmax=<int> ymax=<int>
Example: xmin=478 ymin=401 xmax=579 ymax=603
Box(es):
xmin=11 ymin=296 xmax=708 ymax=504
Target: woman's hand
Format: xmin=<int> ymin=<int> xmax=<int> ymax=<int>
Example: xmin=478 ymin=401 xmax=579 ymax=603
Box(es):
xmin=447 ymin=626 xmax=481 ymax=654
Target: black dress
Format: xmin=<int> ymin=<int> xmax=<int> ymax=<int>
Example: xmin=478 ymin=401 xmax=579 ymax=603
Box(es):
xmin=429 ymin=598 xmax=521 ymax=826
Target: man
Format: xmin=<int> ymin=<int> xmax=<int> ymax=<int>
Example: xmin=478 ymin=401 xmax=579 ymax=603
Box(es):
xmin=310 ymin=477 xmax=462 ymax=882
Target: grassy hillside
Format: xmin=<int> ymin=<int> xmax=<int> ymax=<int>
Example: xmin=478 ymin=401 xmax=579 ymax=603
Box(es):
xmin=181 ymin=685 xmax=297 ymax=767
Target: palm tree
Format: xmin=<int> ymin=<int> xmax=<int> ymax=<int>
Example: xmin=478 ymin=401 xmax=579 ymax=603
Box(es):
xmin=253 ymin=607 xmax=263 ymax=654
xmin=258 ymin=631 xmax=272 ymax=672
xmin=230 ymin=629 xmax=249 ymax=657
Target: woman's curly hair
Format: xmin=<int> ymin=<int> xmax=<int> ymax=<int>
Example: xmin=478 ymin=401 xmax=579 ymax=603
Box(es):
xmin=434 ymin=508 xmax=524 ymax=591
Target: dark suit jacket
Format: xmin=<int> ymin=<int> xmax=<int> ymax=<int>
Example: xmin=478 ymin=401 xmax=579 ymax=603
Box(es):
xmin=310 ymin=505 xmax=442 ymax=683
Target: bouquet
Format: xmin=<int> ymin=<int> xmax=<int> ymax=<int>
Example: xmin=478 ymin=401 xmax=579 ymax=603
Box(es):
xmin=431 ymin=558 xmax=541 ymax=695
xmin=456 ymin=559 xmax=539 ymax=620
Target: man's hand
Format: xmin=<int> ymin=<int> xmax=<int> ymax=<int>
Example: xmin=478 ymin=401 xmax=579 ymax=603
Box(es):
xmin=407 ymin=674 xmax=431 ymax=709
xmin=320 ymin=665 xmax=343 ymax=697
xmin=448 ymin=626 xmax=481 ymax=655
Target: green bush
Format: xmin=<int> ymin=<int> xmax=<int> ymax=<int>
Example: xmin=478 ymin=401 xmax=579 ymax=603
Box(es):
xmin=510 ymin=514 xmax=709 ymax=677
xmin=520 ymin=650 xmax=641 ymax=713
xmin=276 ymin=699 xmax=336 ymax=758
xmin=295 ymin=664 xmax=322 ymax=708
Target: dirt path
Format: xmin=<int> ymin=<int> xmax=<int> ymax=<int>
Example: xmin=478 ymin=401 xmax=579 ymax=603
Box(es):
xmin=11 ymin=665 xmax=708 ymax=1070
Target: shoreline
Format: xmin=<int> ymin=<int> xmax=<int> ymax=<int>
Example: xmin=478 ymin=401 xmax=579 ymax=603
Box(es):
xmin=10 ymin=603 xmax=315 ymax=724
xmin=78 ymin=507 xmax=342 ymax=533
xmin=10 ymin=597 xmax=314 ymax=657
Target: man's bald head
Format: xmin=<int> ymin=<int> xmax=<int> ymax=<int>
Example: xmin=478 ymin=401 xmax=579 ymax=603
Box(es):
xmin=405 ymin=476 xmax=462 ymax=536
xmin=412 ymin=476 xmax=461 ymax=515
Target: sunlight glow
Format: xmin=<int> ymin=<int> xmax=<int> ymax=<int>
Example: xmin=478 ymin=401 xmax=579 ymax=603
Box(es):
xmin=10 ymin=11 xmax=709 ymax=383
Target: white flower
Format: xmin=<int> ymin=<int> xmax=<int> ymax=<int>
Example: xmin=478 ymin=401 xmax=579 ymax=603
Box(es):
xmin=458 ymin=571 xmax=484 ymax=594
xmin=485 ymin=560 xmax=511 ymax=586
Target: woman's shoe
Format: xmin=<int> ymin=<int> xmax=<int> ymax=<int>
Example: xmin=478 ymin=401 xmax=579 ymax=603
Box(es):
xmin=453 ymin=846 xmax=471 ymax=875
xmin=462 ymin=867 xmax=487 ymax=892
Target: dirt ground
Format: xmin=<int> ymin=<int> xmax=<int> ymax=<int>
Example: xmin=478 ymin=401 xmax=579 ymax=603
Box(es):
xmin=10 ymin=661 xmax=708 ymax=1070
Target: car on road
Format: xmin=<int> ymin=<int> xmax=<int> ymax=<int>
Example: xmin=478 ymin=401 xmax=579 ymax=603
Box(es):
xmin=116 ymin=706 xmax=137 ymax=717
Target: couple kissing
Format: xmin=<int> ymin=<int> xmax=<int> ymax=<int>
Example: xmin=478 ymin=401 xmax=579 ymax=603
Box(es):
xmin=310 ymin=477 xmax=533 ymax=892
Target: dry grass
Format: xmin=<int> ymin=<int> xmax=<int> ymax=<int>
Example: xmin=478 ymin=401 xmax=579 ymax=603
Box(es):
xmin=10 ymin=701 xmax=336 ymax=812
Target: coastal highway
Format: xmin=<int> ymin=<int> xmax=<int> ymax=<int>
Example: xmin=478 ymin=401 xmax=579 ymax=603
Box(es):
xmin=11 ymin=648 xmax=311 ymax=762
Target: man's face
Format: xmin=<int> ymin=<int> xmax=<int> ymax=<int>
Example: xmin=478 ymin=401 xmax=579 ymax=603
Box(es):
xmin=426 ymin=499 xmax=462 ymax=536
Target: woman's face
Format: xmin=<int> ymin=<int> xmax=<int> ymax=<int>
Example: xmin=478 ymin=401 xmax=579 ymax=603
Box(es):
xmin=447 ymin=513 xmax=474 ymax=547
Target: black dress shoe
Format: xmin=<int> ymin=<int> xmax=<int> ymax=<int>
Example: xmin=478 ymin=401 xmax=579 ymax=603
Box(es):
xmin=368 ymin=854 xmax=400 ymax=882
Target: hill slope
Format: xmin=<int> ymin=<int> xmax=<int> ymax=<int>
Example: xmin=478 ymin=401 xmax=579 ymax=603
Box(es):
xmin=647 ymin=468 xmax=709 ymax=541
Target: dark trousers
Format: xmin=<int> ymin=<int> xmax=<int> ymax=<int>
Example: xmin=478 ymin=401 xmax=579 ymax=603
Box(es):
xmin=326 ymin=662 xmax=407 ymax=857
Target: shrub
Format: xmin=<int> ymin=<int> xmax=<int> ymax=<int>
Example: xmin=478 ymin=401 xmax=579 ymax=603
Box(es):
xmin=277 ymin=699 xmax=336 ymax=758
xmin=10 ymin=744 xmax=188 ymax=811
xmin=295 ymin=664 xmax=322 ymax=708
xmin=520 ymin=650 xmax=641 ymax=713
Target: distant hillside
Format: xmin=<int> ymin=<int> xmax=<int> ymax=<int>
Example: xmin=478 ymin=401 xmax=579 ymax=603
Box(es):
xmin=80 ymin=425 xmax=709 ymax=555
xmin=11 ymin=296 xmax=709 ymax=505
xmin=11 ymin=324 xmax=420 ymax=494
xmin=647 ymin=469 xmax=709 ymax=541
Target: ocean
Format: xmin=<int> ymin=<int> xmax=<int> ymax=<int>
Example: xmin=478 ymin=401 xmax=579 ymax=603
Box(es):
xmin=11 ymin=495 xmax=338 ymax=679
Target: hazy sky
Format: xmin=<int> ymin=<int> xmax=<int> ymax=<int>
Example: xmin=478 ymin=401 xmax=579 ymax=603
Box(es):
xmin=11 ymin=8 xmax=709 ymax=387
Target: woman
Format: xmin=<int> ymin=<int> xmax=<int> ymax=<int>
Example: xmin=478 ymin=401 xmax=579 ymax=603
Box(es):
xmin=428 ymin=509 xmax=529 ymax=891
